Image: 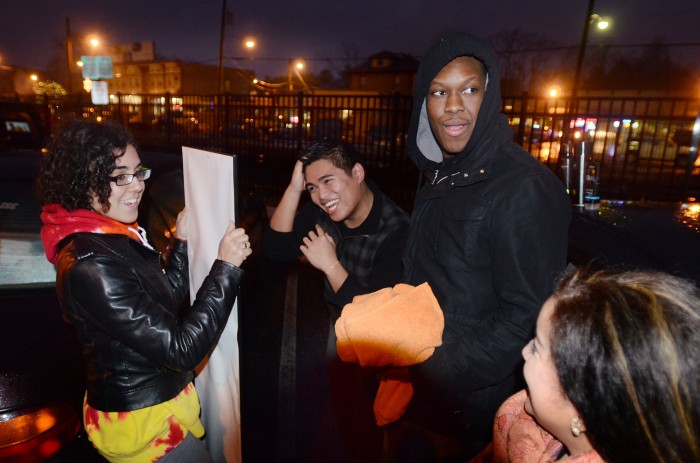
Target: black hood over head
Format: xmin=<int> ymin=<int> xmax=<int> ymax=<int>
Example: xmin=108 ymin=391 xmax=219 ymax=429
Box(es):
xmin=408 ymin=32 xmax=509 ymax=171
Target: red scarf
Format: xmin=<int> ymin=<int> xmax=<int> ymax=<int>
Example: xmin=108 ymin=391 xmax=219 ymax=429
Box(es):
xmin=40 ymin=204 xmax=152 ymax=264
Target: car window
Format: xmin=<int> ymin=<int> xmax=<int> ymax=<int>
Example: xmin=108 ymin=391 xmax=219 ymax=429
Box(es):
xmin=0 ymin=102 xmax=53 ymax=289
xmin=5 ymin=117 xmax=33 ymax=133
xmin=0 ymin=103 xmax=47 ymax=150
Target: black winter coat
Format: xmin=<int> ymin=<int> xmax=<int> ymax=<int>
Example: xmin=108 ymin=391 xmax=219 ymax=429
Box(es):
xmin=403 ymin=33 xmax=571 ymax=442
xmin=56 ymin=234 xmax=242 ymax=412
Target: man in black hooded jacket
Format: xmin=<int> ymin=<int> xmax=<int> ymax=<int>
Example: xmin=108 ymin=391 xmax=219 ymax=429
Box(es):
xmin=397 ymin=32 xmax=571 ymax=460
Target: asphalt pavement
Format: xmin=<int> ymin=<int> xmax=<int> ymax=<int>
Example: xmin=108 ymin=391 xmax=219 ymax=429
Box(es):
xmin=239 ymin=253 xmax=382 ymax=463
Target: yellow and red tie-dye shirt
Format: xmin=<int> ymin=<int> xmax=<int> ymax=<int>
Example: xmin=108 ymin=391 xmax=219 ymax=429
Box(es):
xmin=83 ymin=383 xmax=204 ymax=463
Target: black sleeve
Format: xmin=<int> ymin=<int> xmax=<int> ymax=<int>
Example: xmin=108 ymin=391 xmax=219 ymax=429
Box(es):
xmin=262 ymin=202 xmax=320 ymax=262
xmin=69 ymin=256 xmax=243 ymax=372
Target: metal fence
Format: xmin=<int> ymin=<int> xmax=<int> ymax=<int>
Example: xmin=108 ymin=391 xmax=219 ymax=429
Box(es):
xmin=505 ymin=95 xmax=700 ymax=202
xmin=48 ymin=92 xmax=700 ymax=211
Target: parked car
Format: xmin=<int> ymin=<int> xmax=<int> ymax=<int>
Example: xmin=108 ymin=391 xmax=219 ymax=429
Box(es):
xmin=671 ymin=127 xmax=697 ymax=150
xmin=312 ymin=118 xmax=343 ymax=141
xmin=568 ymin=199 xmax=700 ymax=284
xmin=222 ymin=118 xmax=267 ymax=140
xmin=670 ymin=127 xmax=700 ymax=170
xmin=365 ymin=124 xmax=405 ymax=148
xmin=0 ymin=101 xmax=95 ymax=462
xmin=0 ymin=101 xmax=49 ymax=151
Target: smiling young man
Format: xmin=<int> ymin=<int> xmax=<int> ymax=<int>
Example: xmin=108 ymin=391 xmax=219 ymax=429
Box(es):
xmin=262 ymin=139 xmax=409 ymax=461
xmin=395 ymin=33 xmax=572 ymax=460
xmin=264 ymin=139 xmax=408 ymax=315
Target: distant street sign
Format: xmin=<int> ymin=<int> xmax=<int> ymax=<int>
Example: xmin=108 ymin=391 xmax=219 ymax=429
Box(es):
xmin=81 ymin=55 xmax=113 ymax=80
xmin=91 ymin=81 xmax=109 ymax=105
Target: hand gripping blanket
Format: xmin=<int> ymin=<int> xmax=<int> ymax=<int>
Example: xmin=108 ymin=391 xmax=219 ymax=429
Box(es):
xmin=334 ymin=282 xmax=444 ymax=425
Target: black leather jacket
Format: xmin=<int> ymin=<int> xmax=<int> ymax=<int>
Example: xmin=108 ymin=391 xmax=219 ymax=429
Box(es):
xmin=55 ymin=233 xmax=242 ymax=412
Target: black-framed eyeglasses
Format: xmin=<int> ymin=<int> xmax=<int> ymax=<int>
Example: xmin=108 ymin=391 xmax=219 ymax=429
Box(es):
xmin=109 ymin=168 xmax=152 ymax=186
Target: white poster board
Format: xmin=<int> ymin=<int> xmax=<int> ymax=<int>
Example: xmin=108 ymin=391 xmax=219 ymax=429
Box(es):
xmin=182 ymin=146 xmax=240 ymax=463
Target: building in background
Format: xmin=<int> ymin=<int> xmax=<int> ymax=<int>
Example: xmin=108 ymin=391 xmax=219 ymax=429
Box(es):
xmin=346 ymin=51 xmax=419 ymax=95
xmin=107 ymin=41 xmax=254 ymax=95
xmin=109 ymin=60 xmax=254 ymax=95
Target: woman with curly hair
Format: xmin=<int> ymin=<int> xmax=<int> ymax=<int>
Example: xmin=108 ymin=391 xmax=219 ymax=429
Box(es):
xmin=37 ymin=120 xmax=252 ymax=462
xmin=487 ymin=268 xmax=699 ymax=463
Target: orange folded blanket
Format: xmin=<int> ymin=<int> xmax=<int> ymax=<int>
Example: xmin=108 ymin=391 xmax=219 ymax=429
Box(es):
xmin=334 ymin=282 xmax=444 ymax=425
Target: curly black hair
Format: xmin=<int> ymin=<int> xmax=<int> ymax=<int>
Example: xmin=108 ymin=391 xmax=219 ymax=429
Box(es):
xmin=37 ymin=120 xmax=137 ymax=213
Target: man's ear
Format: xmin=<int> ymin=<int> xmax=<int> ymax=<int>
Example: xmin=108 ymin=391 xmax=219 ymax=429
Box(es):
xmin=352 ymin=163 xmax=365 ymax=183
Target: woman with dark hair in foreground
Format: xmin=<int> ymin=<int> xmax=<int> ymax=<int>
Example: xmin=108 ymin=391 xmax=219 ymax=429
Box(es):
xmin=488 ymin=268 xmax=699 ymax=463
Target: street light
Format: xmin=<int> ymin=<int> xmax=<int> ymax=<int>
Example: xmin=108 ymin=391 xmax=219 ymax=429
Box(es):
xmin=593 ymin=15 xmax=610 ymax=31
xmin=76 ymin=38 xmax=101 ymax=68
xmin=288 ymin=59 xmax=304 ymax=92
xmin=229 ymin=37 xmax=256 ymax=61
xmin=65 ymin=17 xmax=102 ymax=94
xmin=221 ymin=38 xmax=257 ymax=93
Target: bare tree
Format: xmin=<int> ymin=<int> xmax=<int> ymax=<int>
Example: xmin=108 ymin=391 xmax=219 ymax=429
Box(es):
xmin=489 ymin=29 xmax=573 ymax=96
xmin=591 ymin=38 xmax=692 ymax=92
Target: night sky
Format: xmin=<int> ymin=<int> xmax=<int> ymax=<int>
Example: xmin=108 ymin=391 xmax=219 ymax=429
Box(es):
xmin=1 ymin=0 xmax=698 ymax=79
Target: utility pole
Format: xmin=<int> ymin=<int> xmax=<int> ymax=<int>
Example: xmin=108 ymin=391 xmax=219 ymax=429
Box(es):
xmin=65 ymin=17 xmax=73 ymax=94
xmin=571 ymin=0 xmax=595 ymax=111
xmin=564 ymin=0 xmax=596 ymax=143
xmin=217 ymin=0 xmax=227 ymax=94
